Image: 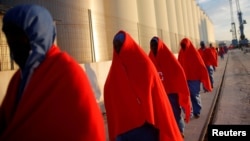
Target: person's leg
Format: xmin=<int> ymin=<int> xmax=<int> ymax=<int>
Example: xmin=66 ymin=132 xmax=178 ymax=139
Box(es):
xmin=207 ymin=66 xmax=214 ymax=88
xmin=167 ymin=93 xmax=185 ymax=136
xmin=188 ymin=80 xmax=202 ymax=118
xmin=116 ymin=122 xmax=159 ymax=141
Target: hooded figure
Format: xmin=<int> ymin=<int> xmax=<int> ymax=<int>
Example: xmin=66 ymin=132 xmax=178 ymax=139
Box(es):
xmin=178 ymin=38 xmax=212 ymax=118
xmin=209 ymin=43 xmax=218 ymax=69
xmin=104 ymin=30 xmax=183 ymax=141
xmin=198 ymin=41 xmax=217 ymax=89
xmin=149 ymin=37 xmax=191 ymax=137
xmin=0 ymin=4 xmax=105 ymax=141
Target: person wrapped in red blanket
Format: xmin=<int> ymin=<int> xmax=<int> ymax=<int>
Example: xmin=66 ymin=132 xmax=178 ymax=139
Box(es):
xmin=209 ymin=43 xmax=218 ymax=71
xmin=104 ymin=30 xmax=183 ymax=141
xmin=198 ymin=41 xmax=217 ymax=90
xmin=178 ymin=38 xmax=212 ymax=119
xmin=148 ymin=37 xmax=191 ymax=137
xmin=0 ymin=4 xmax=105 ymax=141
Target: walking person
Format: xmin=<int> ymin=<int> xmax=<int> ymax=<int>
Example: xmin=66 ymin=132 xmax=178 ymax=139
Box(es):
xmin=198 ymin=41 xmax=217 ymax=89
xmin=104 ymin=30 xmax=183 ymax=141
xmin=0 ymin=4 xmax=106 ymax=141
xmin=209 ymin=43 xmax=218 ymax=71
xmin=218 ymin=46 xmax=225 ymax=60
xmin=178 ymin=38 xmax=212 ymax=119
xmin=148 ymin=37 xmax=191 ymax=137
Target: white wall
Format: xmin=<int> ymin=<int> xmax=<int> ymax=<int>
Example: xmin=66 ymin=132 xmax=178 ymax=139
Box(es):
xmin=0 ymin=70 xmax=16 ymax=104
xmin=80 ymin=61 xmax=111 ymax=113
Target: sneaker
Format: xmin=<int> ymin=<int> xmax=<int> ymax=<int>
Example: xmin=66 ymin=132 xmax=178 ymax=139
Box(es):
xmin=194 ymin=114 xmax=200 ymax=118
xmin=181 ymin=132 xmax=185 ymax=138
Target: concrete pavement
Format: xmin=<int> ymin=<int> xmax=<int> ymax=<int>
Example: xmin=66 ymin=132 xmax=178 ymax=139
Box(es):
xmin=184 ymin=49 xmax=228 ymax=141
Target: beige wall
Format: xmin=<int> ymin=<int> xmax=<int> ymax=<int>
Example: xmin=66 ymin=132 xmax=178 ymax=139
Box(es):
xmin=0 ymin=70 xmax=16 ymax=104
xmin=80 ymin=61 xmax=111 ymax=113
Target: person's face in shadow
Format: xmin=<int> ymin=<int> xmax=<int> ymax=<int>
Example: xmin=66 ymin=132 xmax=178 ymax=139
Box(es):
xmin=3 ymin=23 xmax=31 ymax=69
xmin=113 ymin=40 xmax=123 ymax=54
xmin=200 ymin=42 xmax=205 ymax=49
xmin=113 ymin=33 xmax=125 ymax=54
xmin=150 ymin=39 xmax=158 ymax=56
xmin=181 ymin=42 xmax=186 ymax=51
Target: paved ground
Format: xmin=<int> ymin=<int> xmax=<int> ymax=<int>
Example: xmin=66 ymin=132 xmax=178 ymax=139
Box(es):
xmin=213 ymin=49 xmax=250 ymax=125
xmin=185 ymin=48 xmax=250 ymax=141
xmin=183 ymin=48 xmax=228 ymax=141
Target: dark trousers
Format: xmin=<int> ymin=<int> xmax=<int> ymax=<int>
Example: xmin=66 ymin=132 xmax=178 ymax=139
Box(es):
xmin=168 ymin=93 xmax=185 ymax=133
xmin=187 ymin=80 xmax=202 ymax=116
xmin=116 ymin=122 xmax=159 ymax=141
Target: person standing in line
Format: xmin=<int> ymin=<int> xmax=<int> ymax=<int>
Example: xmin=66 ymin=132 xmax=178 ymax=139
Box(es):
xmin=223 ymin=45 xmax=228 ymax=54
xmin=0 ymin=4 xmax=106 ymax=141
xmin=104 ymin=30 xmax=183 ymax=141
xmin=198 ymin=41 xmax=217 ymax=90
xmin=218 ymin=46 xmax=225 ymax=60
xmin=178 ymin=38 xmax=212 ymax=119
xmin=148 ymin=37 xmax=191 ymax=138
xmin=209 ymin=43 xmax=218 ymax=71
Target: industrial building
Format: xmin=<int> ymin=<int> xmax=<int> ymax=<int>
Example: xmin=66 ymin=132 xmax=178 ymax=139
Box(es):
xmin=0 ymin=0 xmax=215 ymax=69
xmin=0 ymin=0 xmax=215 ymax=106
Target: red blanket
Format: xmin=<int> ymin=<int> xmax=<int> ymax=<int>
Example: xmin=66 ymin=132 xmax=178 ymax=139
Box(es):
xmin=210 ymin=47 xmax=218 ymax=67
xmin=0 ymin=46 xmax=106 ymax=141
xmin=149 ymin=37 xmax=191 ymax=122
xmin=178 ymin=38 xmax=212 ymax=92
xmin=198 ymin=47 xmax=217 ymax=67
xmin=104 ymin=30 xmax=183 ymax=141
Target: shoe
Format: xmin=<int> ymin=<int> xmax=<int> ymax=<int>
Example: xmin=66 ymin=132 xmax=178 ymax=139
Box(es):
xmin=181 ymin=132 xmax=185 ymax=138
xmin=194 ymin=114 xmax=200 ymax=118
xmin=204 ymin=89 xmax=208 ymax=93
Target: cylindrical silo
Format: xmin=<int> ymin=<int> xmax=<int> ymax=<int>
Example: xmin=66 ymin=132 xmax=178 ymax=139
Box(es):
xmin=192 ymin=0 xmax=200 ymax=46
xmin=154 ymin=0 xmax=171 ymax=46
xmin=104 ymin=0 xmax=139 ymax=42
xmin=206 ymin=16 xmax=215 ymax=44
xmin=209 ymin=20 xmax=216 ymax=44
xmin=197 ymin=6 xmax=203 ymax=44
xmin=200 ymin=9 xmax=206 ymax=42
xmin=166 ymin=0 xmax=179 ymax=53
xmin=175 ymin=0 xmax=185 ymax=41
xmin=187 ymin=0 xmax=195 ymax=42
xmin=194 ymin=2 xmax=201 ymax=45
xmin=181 ymin=0 xmax=190 ymax=38
xmin=84 ymin=0 xmax=108 ymax=62
xmin=137 ymin=0 xmax=158 ymax=52
xmin=203 ymin=14 xmax=209 ymax=44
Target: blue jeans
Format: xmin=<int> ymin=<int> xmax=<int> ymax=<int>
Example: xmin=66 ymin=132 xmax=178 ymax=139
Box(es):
xmin=206 ymin=66 xmax=214 ymax=88
xmin=116 ymin=122 xmax=159 ymax=141
xmin=187 ymin=80 xmax=202 ymax=116
xmin=168 ymin=93 xmax=185 ymax=133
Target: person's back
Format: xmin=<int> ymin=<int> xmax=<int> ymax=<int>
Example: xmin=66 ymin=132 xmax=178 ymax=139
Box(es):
xmin=218 ymin=46 xmax=225 ymax=59
xmin=198 ymin=41 xmax=216 ymax=66
xmin=198 ymin=41 xmax=216 ymax=89
xmin=104 ymin=30 xmax=183 ymax=141
xmin=0 ymin=4 xmax=106 ymax=141
xmin=148 ymin=36 xmax=191 ymax=137
xmin=178 ymin=38 xmax=212 ymax=118
xmin=209 ymin=43 xmax=218 ymax=70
